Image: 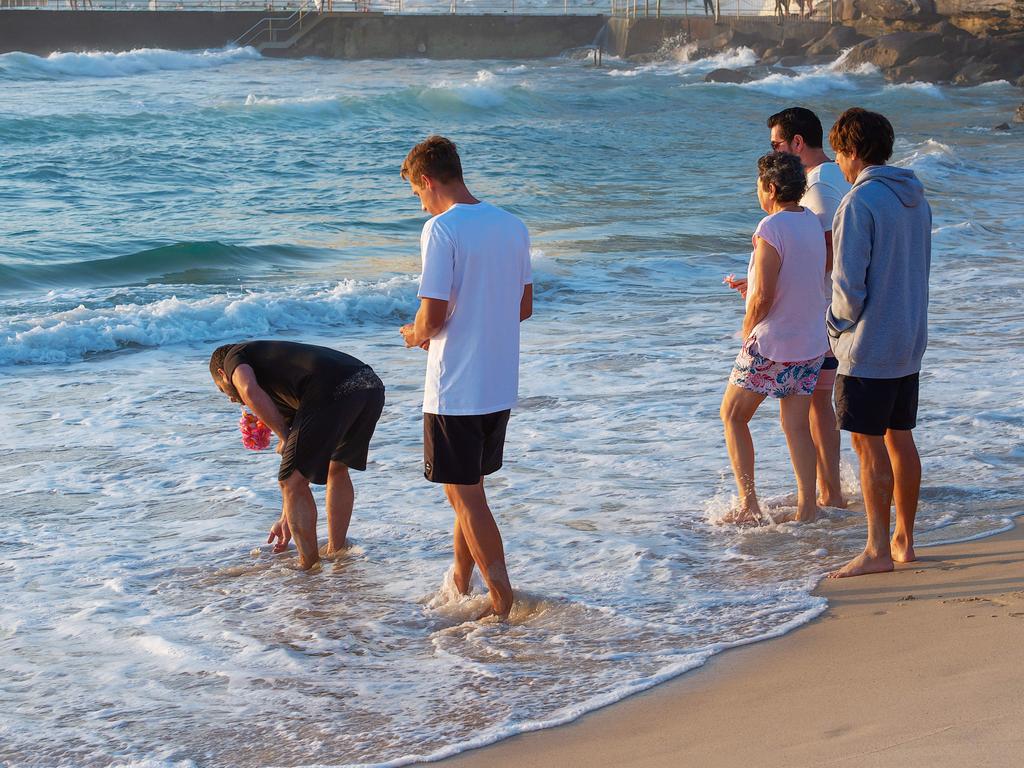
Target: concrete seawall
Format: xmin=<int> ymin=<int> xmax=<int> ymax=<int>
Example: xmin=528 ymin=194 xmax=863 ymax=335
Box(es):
xmin=0 ymin=10 xmax=269 ymax=55
xmin=279 ymin=14 xmax=607 ymax=60
xmin=0 ymin=10 xmax=606 ymax=59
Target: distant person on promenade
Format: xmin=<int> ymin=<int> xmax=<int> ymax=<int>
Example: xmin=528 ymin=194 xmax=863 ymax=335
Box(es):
xmin=826 ymin=108 xmax=931 ymax=578
xmin=703 ymin=0 xmax=715 ymax=16
xmin=399 ymin=136 xmax=532 ymax=619
xmin=767 ymin=106 xmax=852 ymax=509
xmin=210 ymin=341 xmax=385 ymax=570
xmin=721 ymin=152 xmax=829 ymax=525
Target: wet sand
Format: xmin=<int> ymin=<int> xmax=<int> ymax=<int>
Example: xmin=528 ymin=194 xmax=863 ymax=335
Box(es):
xmin=440 ymin=522 xmax=1024 ymax=767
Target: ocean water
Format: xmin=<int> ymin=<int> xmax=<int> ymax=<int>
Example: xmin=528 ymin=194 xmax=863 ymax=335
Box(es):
xmin=1 ymin=45 xmax=1022 ymax=768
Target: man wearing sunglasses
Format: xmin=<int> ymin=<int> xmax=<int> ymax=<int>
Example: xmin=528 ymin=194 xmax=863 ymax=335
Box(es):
xmin=767 ymin=106 xmax=851 ymax=511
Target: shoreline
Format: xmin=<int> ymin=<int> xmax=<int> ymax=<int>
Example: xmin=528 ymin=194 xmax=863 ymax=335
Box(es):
xmin=437 ymin=519 xmax=1024 ymax=767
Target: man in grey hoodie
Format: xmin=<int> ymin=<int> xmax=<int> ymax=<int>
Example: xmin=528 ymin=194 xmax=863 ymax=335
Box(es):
xmin=825 ymin=108 xmax=932 ymax=579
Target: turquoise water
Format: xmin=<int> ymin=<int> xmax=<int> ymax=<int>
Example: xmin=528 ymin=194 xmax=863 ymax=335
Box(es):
xmin=1 ymin=46 xmax=1022 ymax=767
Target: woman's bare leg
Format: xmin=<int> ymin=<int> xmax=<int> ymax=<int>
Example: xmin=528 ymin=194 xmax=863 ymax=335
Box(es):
xmin=720 ymin=385 xmax=767 ymax=523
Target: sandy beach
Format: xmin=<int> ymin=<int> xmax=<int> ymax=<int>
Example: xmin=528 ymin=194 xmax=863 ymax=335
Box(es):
xmin=442 ymin=522 xmax=1024 ymax=768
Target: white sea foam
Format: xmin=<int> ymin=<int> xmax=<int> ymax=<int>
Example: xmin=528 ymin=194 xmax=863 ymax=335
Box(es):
xmin=682 ymin=45 xmax=759 ymax=71
xmin=830 ymin=47 xmax=881 ymax=77
xmin=243 ymin=93 xmax=343 ymax=114
xmin=420 ymin=69 xmax=513 ymax=109
xmin=0 ymin=46 xmax=259 ymax=80
xmin=894 ymin=138 xmax=964 ymax=175
xmin=883 ymin=80 xmax=946 ymax=97
xmin=607 ymin=46 xmax=758 ymax=79
xmin=0 ymin=277 xmax=418 ymax=365
xmin=739 ymin=67 xmax=864 ymax=96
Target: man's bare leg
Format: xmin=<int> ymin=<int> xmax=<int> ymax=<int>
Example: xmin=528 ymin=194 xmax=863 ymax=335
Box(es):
xmin=779 ymin=394 xmax=819 ymax=523
xmin=829 ymin=433 xmax=895 ymax=578
xmin=810 ymin=389 xmax=846 ymax=508
xmin=280 ymin=471 xmax=320 ymax=570
xmin=444 ymin=480 xmax=513 ymax=617
xmin=452 ymin=516 xmax=476 ymax=595
xmin=720 ymin=385 xmax=767 ymax=523
xmin=885 ymin=429 xmax=920 ymax=563
xmin=322 ymin=460 xmax=353 ymax=557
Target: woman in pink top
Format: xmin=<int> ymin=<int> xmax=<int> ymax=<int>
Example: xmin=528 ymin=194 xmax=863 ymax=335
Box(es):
xmin=721 ymin=152 xmax=829 ymax=525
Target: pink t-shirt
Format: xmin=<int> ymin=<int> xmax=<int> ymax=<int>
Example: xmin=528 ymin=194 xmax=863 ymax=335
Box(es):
xmin=746 ymin=208 xmax=829 ymax=363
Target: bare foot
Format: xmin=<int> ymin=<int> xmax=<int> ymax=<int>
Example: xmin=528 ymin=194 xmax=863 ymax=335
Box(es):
xmin=891 ymin=534 xmax=916 ymax=563
xmin=817 ymin=494 xmax=847 ymax=509
xmin=722 ymin=502 xmax=764 ymax=526
xmin=453 ymin=569 xmax=472 ymax=595
xmin=828 ymin=550 xmax=894 ymax=579
xmin=775 ymin=505 xmax=818 ymax=524
xmin=473 ymin=605 xmax=511 ymax=622
xmin=318 ymin=542 xmax=349 ymax=560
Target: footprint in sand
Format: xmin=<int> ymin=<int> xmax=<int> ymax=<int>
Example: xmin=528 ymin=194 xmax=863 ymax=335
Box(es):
xmin=943 ymin=596 xmax=1007 ymax=607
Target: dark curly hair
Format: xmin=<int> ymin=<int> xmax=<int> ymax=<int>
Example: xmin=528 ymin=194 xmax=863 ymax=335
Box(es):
xmin=829 ymin=107 xmax=894 ymax=165
xmin=757 ymin=151 xmax=807 ymax=204
xmin=400 ymin=135 xmax=464 ymax=186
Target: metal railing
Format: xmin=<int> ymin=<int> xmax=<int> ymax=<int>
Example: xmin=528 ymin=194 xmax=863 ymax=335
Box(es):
xmin=234 ymin=0 xmax=318 ymax=48
xmin=609 ymin=0 xmax=833 ymax=20
xmin=1 ymin=0 xmax=835 ymax=14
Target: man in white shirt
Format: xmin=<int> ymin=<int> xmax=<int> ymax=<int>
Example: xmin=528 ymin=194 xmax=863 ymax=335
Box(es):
xmin=399 ymin=136 xmax=533 ymax=619
xmin=767 ymin=106 xmax=852 ymax=510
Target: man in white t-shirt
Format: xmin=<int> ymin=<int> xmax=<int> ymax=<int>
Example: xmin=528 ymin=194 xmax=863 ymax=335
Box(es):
xmin=399 ymin=136 xmax=533 ymax=619
xmin=767 ymin=106 xmax=852 ymax=510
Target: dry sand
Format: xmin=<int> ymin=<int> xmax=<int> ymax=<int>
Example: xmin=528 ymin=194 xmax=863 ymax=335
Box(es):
xmin=440 ymin=523 xmax=1024 ymax=768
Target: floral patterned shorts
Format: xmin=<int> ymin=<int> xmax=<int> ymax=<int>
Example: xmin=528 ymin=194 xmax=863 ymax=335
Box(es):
xmin=729 ymin=343 xmax=825 ymax=398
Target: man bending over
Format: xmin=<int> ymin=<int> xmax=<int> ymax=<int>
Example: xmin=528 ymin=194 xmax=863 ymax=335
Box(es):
xmin=210 ymin=340 xmax=385 ymax=569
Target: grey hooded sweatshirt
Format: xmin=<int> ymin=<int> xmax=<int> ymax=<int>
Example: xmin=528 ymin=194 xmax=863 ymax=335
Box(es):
xmin=827 ymin=165 xmax=931 ymax=378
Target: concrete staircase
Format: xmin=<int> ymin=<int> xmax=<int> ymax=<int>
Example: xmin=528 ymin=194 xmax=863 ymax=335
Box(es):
xmin=234 ymin=2 xmax=328 ymax=53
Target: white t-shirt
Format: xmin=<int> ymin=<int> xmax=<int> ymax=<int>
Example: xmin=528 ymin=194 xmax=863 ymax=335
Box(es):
xmin=801 ymin=161 xmax=851 ymax=233
xmin=801 ymin=161 xmax=852 ymax=300
xmin=417 ymin=201 xmax=532 ymax=416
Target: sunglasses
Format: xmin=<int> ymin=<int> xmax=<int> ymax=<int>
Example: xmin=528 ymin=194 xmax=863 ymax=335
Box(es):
xmin=770 ymin=140 xmax=788 ymax=151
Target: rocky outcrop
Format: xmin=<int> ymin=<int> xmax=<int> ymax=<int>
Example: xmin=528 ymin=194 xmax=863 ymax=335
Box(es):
xmin=804 ymin=25 xmax=868 ymax=55
xmin=705 ymin=67 xmax=753 ymax=83
xmin=689 ymin=27 xmax=767 ymax=61
xmin=857 ymin=0 xmax=937 ymax=20
xmin=841 ymin=30 xmax=945 ymax=69
xmin=1015 ymin=104 xmax=1024 ymax=122
xmin=830 ymin=24 xmax=1024 ymax=84
xmin=704 ymin=65 xmax=798 ymax=84
xmin=889 ymin=54 xmax=957 ymax=82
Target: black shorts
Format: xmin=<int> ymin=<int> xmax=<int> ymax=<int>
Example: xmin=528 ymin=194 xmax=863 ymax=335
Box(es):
xmin=835 ymin=372 xmax=919 ymax=436
xmin=423 ymin=410 xmax=511 ymax=485
xmin=278 ymin=367 xmax=385 ymax=485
